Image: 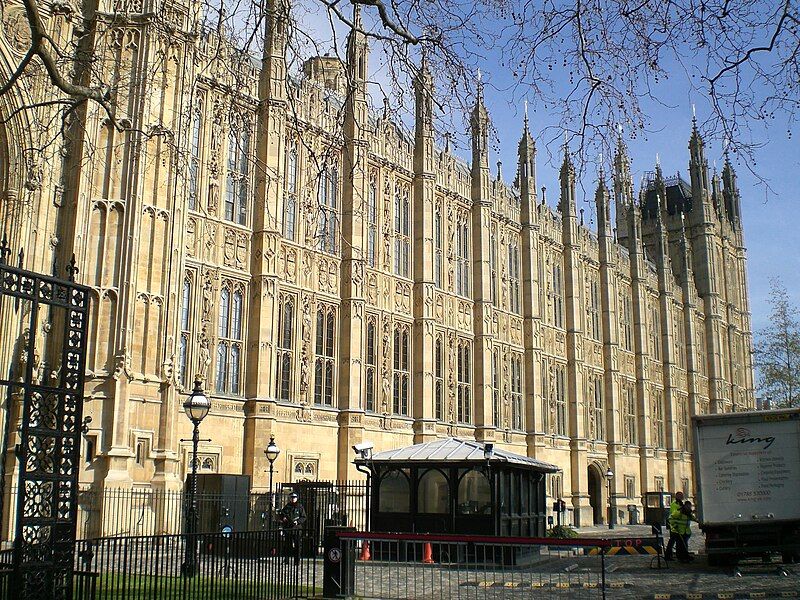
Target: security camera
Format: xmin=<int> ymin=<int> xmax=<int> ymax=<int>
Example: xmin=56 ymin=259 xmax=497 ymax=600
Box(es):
xmin=352 ymin=441 xmax=374 ymax=454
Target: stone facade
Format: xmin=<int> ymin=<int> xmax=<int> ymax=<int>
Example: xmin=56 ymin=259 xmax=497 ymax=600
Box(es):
xmin=0 ymin=0 xmax=753 ymax=527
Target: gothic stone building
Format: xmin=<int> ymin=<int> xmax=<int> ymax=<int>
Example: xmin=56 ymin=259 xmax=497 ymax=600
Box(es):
xmin=0 ymin=1 xmax=753 ymax=528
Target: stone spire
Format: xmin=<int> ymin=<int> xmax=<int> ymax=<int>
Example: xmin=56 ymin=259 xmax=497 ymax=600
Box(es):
xmin=595 ymin=168 xmax=611 ymax=239
xmin=517 ymin=105 xmax=537 ymax=225
xmin=688 ymin=118 xmax=713 ymax=222
xmin=722 ymin=153 xmax=742 ymax=226
xmin=614 ymin=132 xmax=633 ymax=241
xmin=470 ymin=72 xmax=490 ymax=200
xmin=559 ymin=144 xmax=576 ymax=218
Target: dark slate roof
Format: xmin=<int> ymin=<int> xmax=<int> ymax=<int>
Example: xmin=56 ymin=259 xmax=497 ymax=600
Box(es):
xmin=357 ymin=438 xmax=560 ymax=472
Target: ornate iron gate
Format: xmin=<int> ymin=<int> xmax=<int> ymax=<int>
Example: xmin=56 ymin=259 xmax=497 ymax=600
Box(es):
xmin=0 ymin=241 xmax=90 ymax=600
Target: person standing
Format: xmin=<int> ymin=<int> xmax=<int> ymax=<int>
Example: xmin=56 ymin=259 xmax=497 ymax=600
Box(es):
xmin=664 ymin=491 xmax=684 ymax=561
xmin=278 ymin=492 xmax=307 ymax=565
xmin=676 ymin=501 xmax=698 ymax=562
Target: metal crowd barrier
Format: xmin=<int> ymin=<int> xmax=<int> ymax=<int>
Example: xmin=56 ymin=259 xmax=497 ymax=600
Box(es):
xmin=331 ymin=531 xmax=617 ymax=599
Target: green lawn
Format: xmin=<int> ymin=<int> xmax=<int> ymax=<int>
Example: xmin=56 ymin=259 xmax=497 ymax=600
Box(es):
xmin=87 ymin=573 xmax=320 ymax=599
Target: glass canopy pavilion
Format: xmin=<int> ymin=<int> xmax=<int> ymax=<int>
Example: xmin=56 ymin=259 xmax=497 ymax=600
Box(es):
xmin=356 ymin=438 xmax=560 ymax=537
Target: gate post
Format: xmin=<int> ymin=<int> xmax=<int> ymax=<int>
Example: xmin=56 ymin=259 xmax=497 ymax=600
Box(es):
xmin=322 ymin=526 xmax=355 ymax=598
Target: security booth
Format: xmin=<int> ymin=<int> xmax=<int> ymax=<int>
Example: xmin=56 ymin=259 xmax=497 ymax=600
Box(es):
xmin=355 ymin=438 xmax=560 ymax=538
xmin=644 ymin=491 xmax=673 ymax=527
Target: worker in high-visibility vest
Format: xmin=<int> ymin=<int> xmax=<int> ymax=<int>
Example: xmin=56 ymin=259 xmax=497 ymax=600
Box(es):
xmin=664 ymin=491 xmax=684 ymax=561
xmin=668 ymin=498 xmax=697 ymax=562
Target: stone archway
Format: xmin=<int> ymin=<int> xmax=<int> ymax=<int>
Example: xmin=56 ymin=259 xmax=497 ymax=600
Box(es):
xmin=587 ymin=464 xmax=605 ymax=525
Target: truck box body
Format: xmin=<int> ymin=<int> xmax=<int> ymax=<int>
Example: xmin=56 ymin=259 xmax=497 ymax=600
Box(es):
xmin=692 ymin=408 xmax=800 ymax=564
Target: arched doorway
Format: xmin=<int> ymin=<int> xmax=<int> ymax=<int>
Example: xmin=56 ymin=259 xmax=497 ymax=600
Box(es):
xmin=587 ymin=465 xmax=604 ymax=525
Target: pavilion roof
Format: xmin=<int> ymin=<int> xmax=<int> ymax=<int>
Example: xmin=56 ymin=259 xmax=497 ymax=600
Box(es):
xmin=357 ymin=437 xmax=560 ymax=472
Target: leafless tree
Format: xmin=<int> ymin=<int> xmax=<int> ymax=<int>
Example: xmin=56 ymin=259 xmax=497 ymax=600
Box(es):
xmin=1 ymin=0 xmax=797 ymax=169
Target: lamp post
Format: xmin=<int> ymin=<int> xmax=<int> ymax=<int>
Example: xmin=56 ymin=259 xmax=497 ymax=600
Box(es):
xmin=265 ymin=435 xmax=281 ymax=526
xmin=182 ymin=379 xmax=211 ymax=577
xmin=606 ymin=467 xmax=615 ymax=530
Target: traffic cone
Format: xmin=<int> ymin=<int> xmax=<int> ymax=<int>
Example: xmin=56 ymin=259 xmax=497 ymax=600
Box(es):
xmin=421 ymin=542 xmax=434 ymax=564
xmin=359 ymin=541 xmax=371 ymax=561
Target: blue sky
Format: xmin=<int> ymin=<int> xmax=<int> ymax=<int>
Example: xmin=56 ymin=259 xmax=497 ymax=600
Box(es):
xmin=475 ymin=71 xmax=800 ymax=335
xmin=293 ymin=2 xmax=800 ymax=335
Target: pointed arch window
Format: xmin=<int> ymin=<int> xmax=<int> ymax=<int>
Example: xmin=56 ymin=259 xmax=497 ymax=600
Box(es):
xmin=365 ymin=318 xmax=377 ymax=411
xmin=434 ymin=337 xmax=444 ymax=420
xmin=588 ymin=274 xmax=601 ymax=340
xmin=392 ymin=325 xmax=410 ymax=415
xmin=394 ymin=184 xmax=410 ymax=277
xmin=621 ymin=294 xmax=633 ymax=351
xmin=179 ymin=277 xmax=192 ymax=387
xmin=508 ymin=242 xmax=520 ymax=313
xmin=226 ymin=117 xmax=251 ymax=225
xmin=317 ymin=162 xmax=339 ymax=254
xmin=489 ymin=231 xmax=498 ymax=306
xmin=188 ymin=95 xmax=203 ymax=211
xmin=314 ymin=305 xmax=336 ymax=406
xmin=650 ymin=304 xmax=661 ymax=360
xmin=216 ymin=283 xmax=245 ymax=395
xmin=594 ymin=376 xmax=605 ymax=440
xmin=675 ymin=315 xmax=686 ymax=368
xmin=276 ymin=295 xmax=295 ymax=402
xmin=457 ymin=340 xmax=472 ymax=424
xmin=284 ymin=140 xmax=298 ymax=240
xmin=623 ymin=383 xmax=637 ymax=444
xmin=552 ymin=263 xmax=564 ymax=328
xmin=652 ymin=388 xmax=665 ymax=447
xmin=492 ymin=349 xmax=501 ymax=427
xmin=367 ymin=177 xmax=378 ymax=267
xmin=555 ymin=364 xmax=567 ymax=436
xmin=455 ymin=218 xmax=470 ymax=297
xmin=434 ymin=204 xmax=443 ymax=288
xmin=541 ymin=358 xmax=550 ymax=434
xmin=510 ymin=353 xmax=523 ymax=430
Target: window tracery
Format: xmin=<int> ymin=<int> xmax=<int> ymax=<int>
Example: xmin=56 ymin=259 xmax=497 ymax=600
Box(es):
xmin=365 ymin=317 xmax=377 ymax=411
xmin=179 ymin=275 xmax=193 ymax=387
xmin=394 ymin=183 xmax=410 ymax=277
xmin=456 ymin=339 xmax=472 ymax=424
xmin=317 ymin=161 xmax=339 ymax=254
xmin=284 ymin=139 xmax=298 ymax=240
xmin=276 ymin=294 xmax=295 ymax=402
xmin=188 ymin=94 xmax=203 ymax=211
xmin=226 ymin=115 xmax=251 ymax=225
xmin=215 ymin=282 xmax=245 ymax=395
xmin=435 ymin=336 xmax=444 ymax=420
xmin=314 ymin=304 xmax=337 ymax=406
xmin=392 ymin=324 xmax=410 ymax=415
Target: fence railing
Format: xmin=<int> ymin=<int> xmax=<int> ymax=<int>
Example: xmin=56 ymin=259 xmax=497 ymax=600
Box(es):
xmin=0 ymin=480 xmax=368 ymax=543
xmin=75 ymin=529 xmax=319 ymax=600
xmin=334 ymin=531 xmax=615 ymax=599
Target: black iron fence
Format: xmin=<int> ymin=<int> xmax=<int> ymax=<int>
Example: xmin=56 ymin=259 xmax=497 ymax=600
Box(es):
xmin=332 ymin=531 xmax=618 ymax=599
xmin=0 ymin=480 xmax=368 ymax=544
xmin=73 ymin=529 xmax=318 ymax=600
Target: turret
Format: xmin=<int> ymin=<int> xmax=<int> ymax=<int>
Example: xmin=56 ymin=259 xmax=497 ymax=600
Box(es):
xmin=517 ymin=104 xmax=537 ymax=226
xmin=614 ymin=134 xmax=633 ymax=242
xmin=470 ymin=75 xmax=490 ymax=194
xmin=722 ymin=154 xmax=742 ymax=227
xmin=559 ymin=146 xmax=576 ymax=219
xmin=595 ymin=170 xmax=612 ymax=240
xmin=688 ymin=119 xmax=714 ymax=224
xmin=413 ymin=54 xmax=434 ymax=172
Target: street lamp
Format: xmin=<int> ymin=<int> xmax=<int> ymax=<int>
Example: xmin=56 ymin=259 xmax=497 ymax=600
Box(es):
xmin=605 ymin=467 xmax=615 ymax=530
xmin=265 ymin=435 xmax=281 ymax=526
xmin=182 ymin=379 xmax=211 ymax=577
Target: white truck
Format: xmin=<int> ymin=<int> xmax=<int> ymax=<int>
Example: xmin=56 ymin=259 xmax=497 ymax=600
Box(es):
xmin=692 ymin=408 xmax=800 ymax=566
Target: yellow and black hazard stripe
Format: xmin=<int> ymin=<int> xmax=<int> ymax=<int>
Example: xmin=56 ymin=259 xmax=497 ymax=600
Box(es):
xmin=587 ymin=545 xmax=659 ymax=555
